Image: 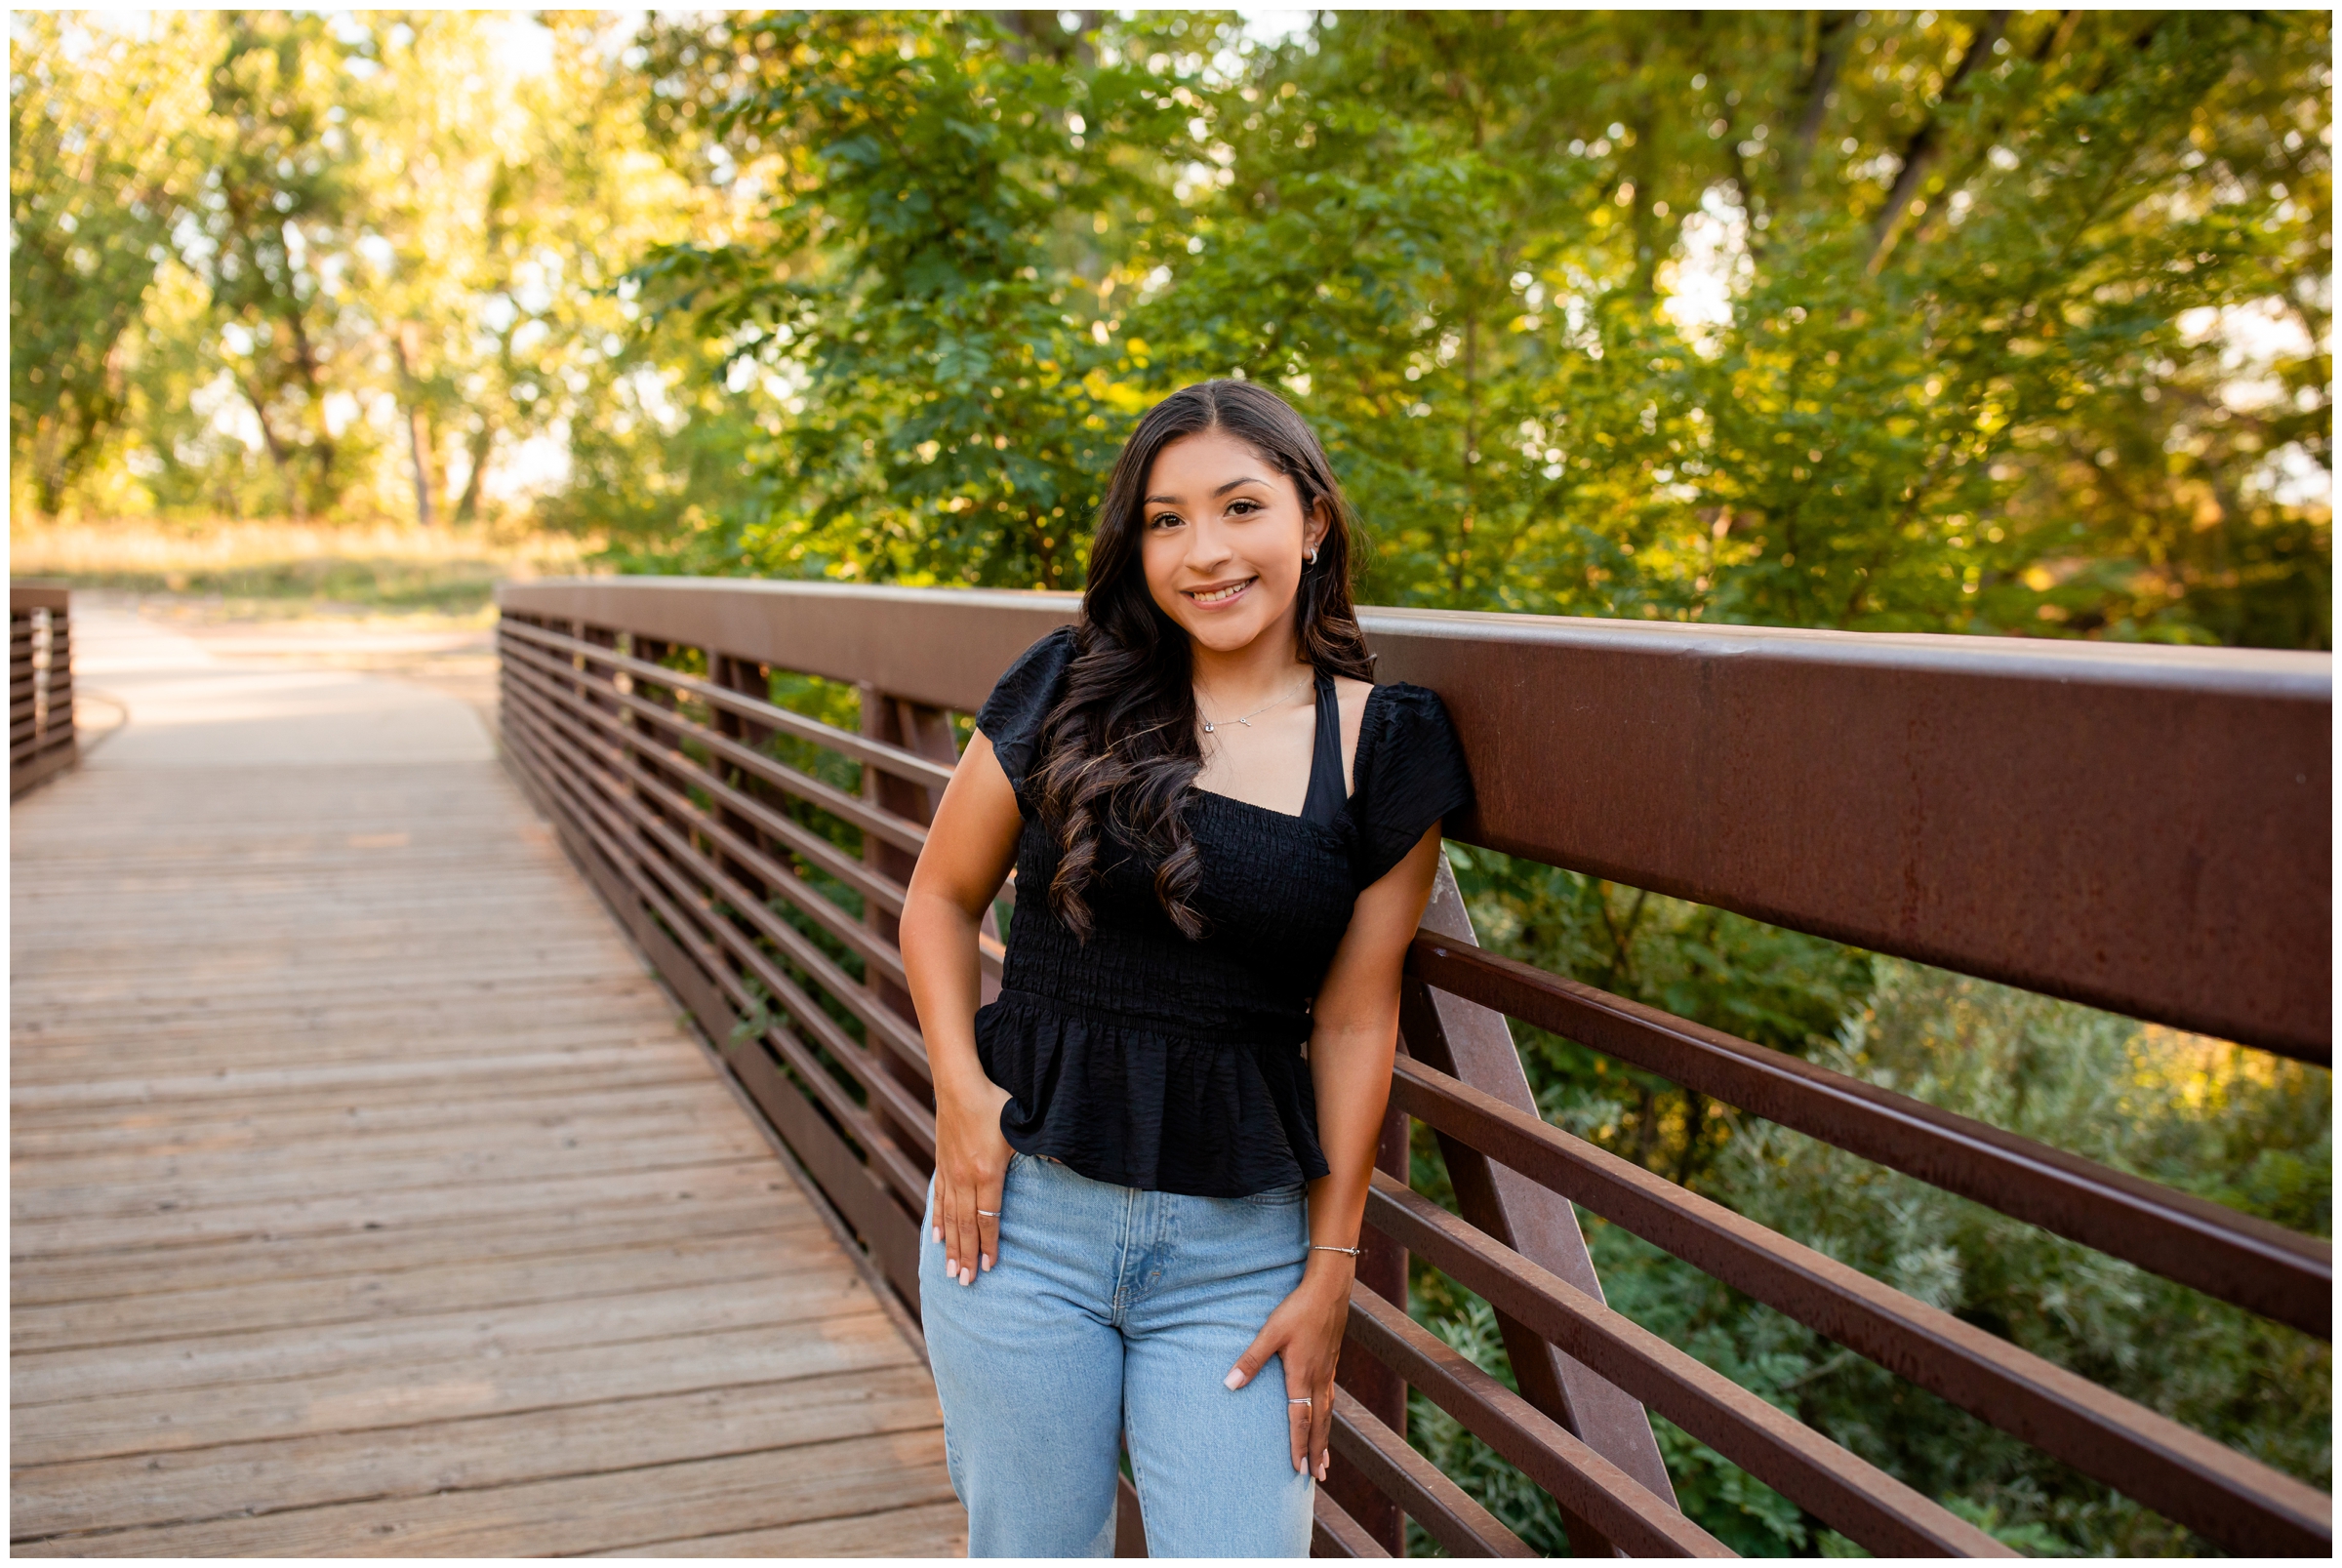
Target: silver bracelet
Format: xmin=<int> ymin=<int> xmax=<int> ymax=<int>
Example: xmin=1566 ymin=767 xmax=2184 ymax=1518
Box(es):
xmin=1310 ymin=1242 xmax=1363 ymax=1257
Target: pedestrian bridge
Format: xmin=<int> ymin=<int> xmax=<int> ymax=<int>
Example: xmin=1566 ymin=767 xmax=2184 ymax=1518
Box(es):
xmin=10 ymin=601 xmax=960 ymax=1556
xmin=10 ymin=582 xmax=2333 ymax=1557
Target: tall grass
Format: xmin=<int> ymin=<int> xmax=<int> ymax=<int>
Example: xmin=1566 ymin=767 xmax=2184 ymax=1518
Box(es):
xmin=9 ymin=517 xmax=601 ymax=617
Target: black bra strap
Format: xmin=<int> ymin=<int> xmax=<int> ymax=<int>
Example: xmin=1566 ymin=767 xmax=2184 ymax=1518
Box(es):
xmin=1302 ymin=669 xmax=1346 ymax=826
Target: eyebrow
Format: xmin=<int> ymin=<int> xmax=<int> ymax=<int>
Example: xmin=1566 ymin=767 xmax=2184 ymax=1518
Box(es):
xmin=1143 ymin=476 xmax=1274 ymax=504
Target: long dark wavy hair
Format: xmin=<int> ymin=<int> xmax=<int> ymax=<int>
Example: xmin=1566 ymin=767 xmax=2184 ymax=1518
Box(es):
xmin=1032 ymin=380 xmax=1375 ymax=943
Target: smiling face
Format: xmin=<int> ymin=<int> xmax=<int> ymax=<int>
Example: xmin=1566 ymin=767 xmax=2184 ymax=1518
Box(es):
xmin=1139 ymin=426 xmax=1331 ymax=658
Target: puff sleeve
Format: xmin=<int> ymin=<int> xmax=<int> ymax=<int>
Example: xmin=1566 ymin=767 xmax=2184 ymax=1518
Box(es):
xmin=1350 ymin=683 xmax=1474 ymax=888
xmin=973 ymin=624 xmax=1077 ymax=816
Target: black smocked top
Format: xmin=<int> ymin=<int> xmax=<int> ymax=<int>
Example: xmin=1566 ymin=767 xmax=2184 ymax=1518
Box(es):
xmin=973 ymin=624 xmax=1474 ymax=1198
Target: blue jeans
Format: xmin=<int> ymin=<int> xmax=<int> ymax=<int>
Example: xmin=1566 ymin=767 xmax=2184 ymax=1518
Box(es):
xmin=920 ymin=1150 xmax=1316 ymax=1557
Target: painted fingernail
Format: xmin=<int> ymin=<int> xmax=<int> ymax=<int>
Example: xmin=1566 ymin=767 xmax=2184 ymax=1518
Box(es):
xmin=981 ymin=1253 xmax=993 ymax=1271
xmin=960 ymin=1265 xmax=974 ymax=1286
xmin=945 ymin=1257 xmax=957 ymax=1275
xmin=1223 ymin=1370 xmax=1243 ymax=1390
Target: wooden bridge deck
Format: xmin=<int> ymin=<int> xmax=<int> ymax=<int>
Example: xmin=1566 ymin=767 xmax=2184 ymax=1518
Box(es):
xmin=10 ymin=602 xmax=962 ymax=1557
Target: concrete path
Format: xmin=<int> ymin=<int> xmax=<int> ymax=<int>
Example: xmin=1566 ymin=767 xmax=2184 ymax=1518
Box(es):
xmin=11 ymin=601 xmax=962 ymax=1556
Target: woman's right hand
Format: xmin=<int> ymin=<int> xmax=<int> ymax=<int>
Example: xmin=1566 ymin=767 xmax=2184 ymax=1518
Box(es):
xmin=932 ymin=1075 xmax=1015 ymax=1286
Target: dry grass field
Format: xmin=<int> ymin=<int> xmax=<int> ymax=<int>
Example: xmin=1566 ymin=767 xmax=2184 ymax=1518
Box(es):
xmin=11 ymin=518 xmax=599 ymax=620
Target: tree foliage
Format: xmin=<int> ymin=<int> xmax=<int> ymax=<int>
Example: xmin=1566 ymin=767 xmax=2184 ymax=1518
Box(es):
xmin=622 ymin=8 xmax=2330 ymax=648
xmin=9 ymin=13 xmax=207 ymax=513
xmin=9 ymin=12 xmax=725 ymax=527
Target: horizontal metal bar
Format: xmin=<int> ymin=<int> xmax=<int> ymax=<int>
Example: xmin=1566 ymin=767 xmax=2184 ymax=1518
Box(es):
xmin=507 ymin=640 xmax=1008 ymax=977
xmin=1328 ymin=1385 xmax=1536 ymax=1557
xmin=1386 ymin=1056 xmax=2333 ymax=1556
xmin=505 ymin=669 xmax=935 ymax=1086
xmin=1311 ymin=1489 xmax=1392 ymax=1558
xmin=1341 ymin=1285 xmax=1732 ymax=1558
xmin=1367 ymin=1174 xmax=2003 ymax=1555
xmin=502 ymin=631 xmax=933 ymax=859
xmin=505 ymin=693 xmax=935 ymax=1199
xmin=500 ymin=617 xmax=955 ymax=790
xmin=1407 ymin=936 xmax=2330 ymax=1338
xmin=505 ymin=653 xmax=939 ymax=986
xmin=522 ymin=688 xmax=932 ymax=1081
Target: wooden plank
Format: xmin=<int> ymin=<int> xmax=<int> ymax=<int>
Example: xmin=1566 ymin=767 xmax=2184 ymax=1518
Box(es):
xmin=10 ymin=1088 xmax=756 ymax=1162
xmin=12 ymin=1257 xmax=882 ymax=1413
xmin=10 ymin=1157 xmax=776 ymax=1259
xmin=10 ymin=958 xmax=678 ymax=1005
xmin=586 ymin=1499 xmax=968 ymax=1557
xmin=11 ymin=1004 xmax=680 ymax=1063
xmin=14 ymin=1228 xmax=830 ymax=1353
xmin=14 ymin=1311 xmax=918 ymax=1468
xmin=9 ymin=1082 xmax=753 ymax=1154
xmin=13 ymin=1432 xmax=956 ymax=1557
xmin=9 ymin=1029 xmax=683 ymax=1081
xmin=9 ymin=1053 xmax=708 ymax=1120
xmin=8 ymin=977 xmax=668 ymax=1027
xmin=13 ymin=1364 xmax=944 ymax=1540
xmin=12 ymin=1191 xmax=809 ymax=1307
xmin=11 ymin=1129 xmax=778 ymax=1220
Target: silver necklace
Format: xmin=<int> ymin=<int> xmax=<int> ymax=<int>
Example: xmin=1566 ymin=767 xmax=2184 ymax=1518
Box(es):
xmin=1199 ymin=672 xmax=1312 ymax=735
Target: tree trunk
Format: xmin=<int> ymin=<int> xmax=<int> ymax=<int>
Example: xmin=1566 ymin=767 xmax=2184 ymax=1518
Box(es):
xmin=454 ymin=422 xmax=494 ymax=523
xmin=392 ymin=322 xmax=436 ymax=527
xmin=1868 ymin=11 xmax=2012 ymax=272
xmin=280 ymin=303 xmax=337 ymax=513
xmin=1911 ymin=11 xmax=2081 ymax=250
xmin=244 ymin=383 xmax=306 ymax=524
xmin=1781 ymin=11 xmax=1859 ymax=194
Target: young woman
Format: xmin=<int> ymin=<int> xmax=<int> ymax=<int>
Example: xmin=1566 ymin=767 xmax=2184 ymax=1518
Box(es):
xmin=900 ymin=380 xmax=1473 ymax=1557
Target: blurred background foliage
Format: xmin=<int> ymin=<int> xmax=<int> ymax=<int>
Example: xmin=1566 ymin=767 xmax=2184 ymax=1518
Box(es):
xmin=12 ymin=8 xmax=2331 ymax=1555
xmin=11 ymin=9 xmax=2331 ymax=645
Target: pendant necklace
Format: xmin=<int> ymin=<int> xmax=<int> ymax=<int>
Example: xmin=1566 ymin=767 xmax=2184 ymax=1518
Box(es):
xmin=1199 ymin=672 xmax=1313 ymax=735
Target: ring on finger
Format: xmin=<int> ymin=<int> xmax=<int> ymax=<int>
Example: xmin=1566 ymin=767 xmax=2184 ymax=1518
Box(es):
xmin=1288 ymin=1396 xmax=1312 ymax=1406
xmin=976 ymin=1208 xmax=1001 ymax=1217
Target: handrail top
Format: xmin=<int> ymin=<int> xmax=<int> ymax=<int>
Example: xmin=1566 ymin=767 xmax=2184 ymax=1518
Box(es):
xmin=1361 ymin=604 xmax=2332 ymax=698
xmin=500 ymin=573 xmax=1079 ymax=616
xmin=498 ymin=576 xmax=2330 ymax=701
xmin=11 ymin=582 xmax=71 ymax=613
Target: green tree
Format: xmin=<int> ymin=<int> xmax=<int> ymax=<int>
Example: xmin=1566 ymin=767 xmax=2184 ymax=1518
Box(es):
xmin=8 ymin=13 xmax=206 ymax=515
xmin=361 ymin=13 xmax=710 ymax=528
xmin=168 ymin=11 xmax=379 ymax=520
xmin=601 ymin=11 xmax=2327 ymax=650
xmin=1154 ymin=10 xmax=2330 ymax=643
xmin=623 ymin=11 xmax=1213 ymax=587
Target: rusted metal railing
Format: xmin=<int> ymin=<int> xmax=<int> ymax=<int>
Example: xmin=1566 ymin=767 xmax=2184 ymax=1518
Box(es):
xmin=495 ymin=577 xmax=2330 ymax=1558
xmin=11 ymin=583 xmax=77 ymax=799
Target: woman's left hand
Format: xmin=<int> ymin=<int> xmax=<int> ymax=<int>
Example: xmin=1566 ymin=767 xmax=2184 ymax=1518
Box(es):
xmin=1225 ymin=1255 xmax=1355 ymax=1481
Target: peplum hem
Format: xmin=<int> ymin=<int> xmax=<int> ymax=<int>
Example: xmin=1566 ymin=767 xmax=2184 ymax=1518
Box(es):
xmin=976 ymin=988 xmax=1330 ymax=1199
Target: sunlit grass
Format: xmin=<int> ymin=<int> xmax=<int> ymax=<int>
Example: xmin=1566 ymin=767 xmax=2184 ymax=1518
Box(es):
xmin=9 ymin=517 xmax=602 ymax=617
